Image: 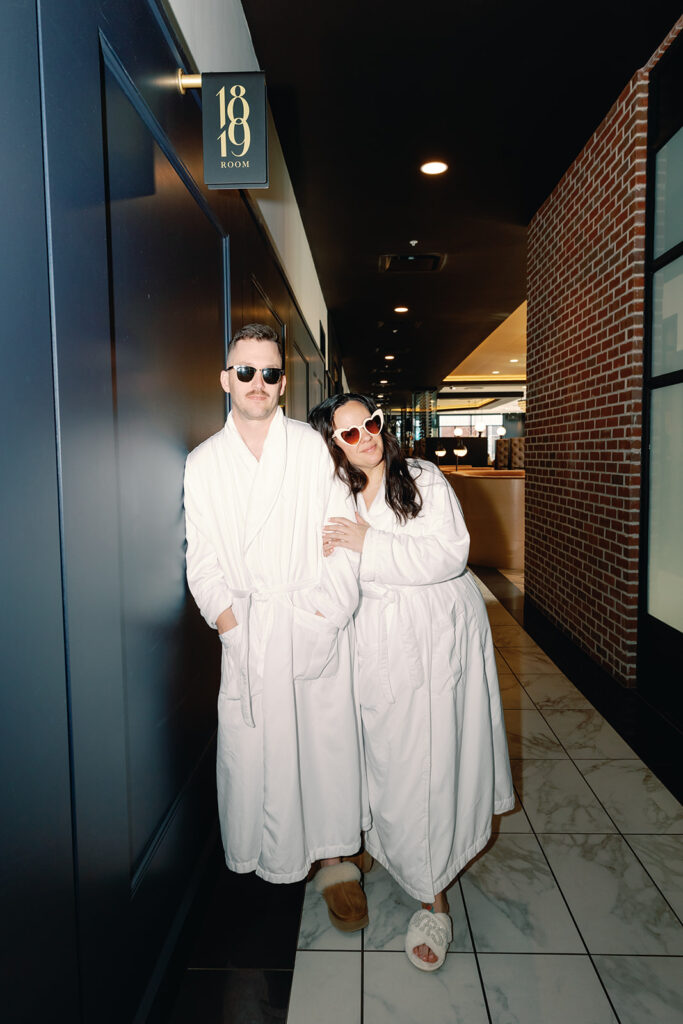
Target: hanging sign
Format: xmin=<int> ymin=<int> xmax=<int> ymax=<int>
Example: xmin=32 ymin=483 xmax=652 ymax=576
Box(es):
xmin=201 ymin=72 xmax=268 ymax=189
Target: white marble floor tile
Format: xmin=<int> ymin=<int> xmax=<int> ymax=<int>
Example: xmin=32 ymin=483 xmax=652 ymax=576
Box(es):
xmin=363 ymin=952 xmax=489 ymax=1024
xmin=459 ymin=834 xmax=584 ymax=953
xmin=287 ymin=950 xmax=361 ymax=1024
xmin=363 ymin=862 xmax=471 ymax=952
xmin=479 ymin=953 xmax=618 ymax=1024
xmin=577 ymin=760 xmax=683 ymax=833
xmin=499 ymin=675 xmax=535 ymax=709
xmin=491 ymin=625 xmax=539 ymax=649
xmin=627 ymin=835 xmax=683 ymax=919
xmin=498 ymin=647 xmax=557 ymax=676
xmin=491 ymin=788 xmax=533 ymax=833
xmin=521 ymin=673 xmax=593 ymax=709
xmin=297 ymin=880 xmax=362 ymax=951
xmin=593 ymin=955 xmax=683 ymax=1024
xmin=512 ymin=759 xmax=617 ymax=833
xmin=541 ymin=710 xmax=637 ymax=759
xmin=538 ymin=833 xmax=683 ymax=954
xmin=503 ymin=709 xmax=568 ymax=759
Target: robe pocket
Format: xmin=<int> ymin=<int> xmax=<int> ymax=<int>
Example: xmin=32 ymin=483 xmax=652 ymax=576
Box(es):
xmin=218 ymin=623 xmax=243 ymax=701
xmin=292 ymin=607 xmax=340 ymax=681
xmin=430 ymin=617 xmax=463 ymax=693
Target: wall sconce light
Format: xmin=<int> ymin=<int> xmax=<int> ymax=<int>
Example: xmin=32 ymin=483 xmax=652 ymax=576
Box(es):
xmin=453 ymin=446 xmax=468 ymax=471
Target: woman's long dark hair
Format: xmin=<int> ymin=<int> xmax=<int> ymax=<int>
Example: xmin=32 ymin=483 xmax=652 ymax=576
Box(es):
xmin=309 ymin=393 xmax=423 ymax=524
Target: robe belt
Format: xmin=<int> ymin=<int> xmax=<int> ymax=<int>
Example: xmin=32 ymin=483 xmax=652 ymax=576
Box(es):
xmin=359 ymin=584 xmax=425 ymax=703
xmin=230 ymin=577 xmax=318 ymax=727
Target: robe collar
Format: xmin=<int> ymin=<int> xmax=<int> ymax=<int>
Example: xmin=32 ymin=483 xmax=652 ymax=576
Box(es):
xmin=225 ymin=407 xmax=288 ymax=551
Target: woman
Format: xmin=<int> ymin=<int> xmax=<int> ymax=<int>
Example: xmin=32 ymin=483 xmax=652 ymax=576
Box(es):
xmin=308 ymin=394 xmax=514 ymax=971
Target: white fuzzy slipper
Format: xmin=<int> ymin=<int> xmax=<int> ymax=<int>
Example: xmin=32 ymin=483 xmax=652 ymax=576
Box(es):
xmin=404 ymin=909 xmax=452 ymax=971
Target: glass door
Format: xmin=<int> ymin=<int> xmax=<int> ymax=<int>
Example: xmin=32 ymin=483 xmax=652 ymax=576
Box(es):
xmin=640 ymin=34 xmax=683 ymax=727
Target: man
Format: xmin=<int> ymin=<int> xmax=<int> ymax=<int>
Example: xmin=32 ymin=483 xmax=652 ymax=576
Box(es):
xmin=183 ymin=324 xmax=368 ymax=929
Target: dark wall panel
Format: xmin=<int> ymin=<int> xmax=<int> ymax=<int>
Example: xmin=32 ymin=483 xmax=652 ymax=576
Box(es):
xmin=0 ymin=2 xmax=80 ymax=1020
xmin=104 ymin=65 xmax=224 ymax=872
xmin=4 ymin=1 xmax=329 ymax=1020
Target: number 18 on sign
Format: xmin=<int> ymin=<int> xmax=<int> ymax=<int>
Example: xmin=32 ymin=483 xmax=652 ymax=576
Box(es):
xmin=202 ymin=72 xmax=268 ymax=189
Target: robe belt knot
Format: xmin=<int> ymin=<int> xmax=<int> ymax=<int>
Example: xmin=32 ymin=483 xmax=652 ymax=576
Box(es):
xmin=231 ymin=578 xmax=318 ymax=727
xmin=360 ymin=585 xmax=425 ymax=701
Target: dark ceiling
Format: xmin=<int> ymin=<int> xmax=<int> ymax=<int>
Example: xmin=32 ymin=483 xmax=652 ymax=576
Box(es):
xmin=240 ymin=1 xmax=682 ymax=402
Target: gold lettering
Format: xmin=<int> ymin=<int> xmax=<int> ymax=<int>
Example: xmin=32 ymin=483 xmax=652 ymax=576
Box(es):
xmin=227 ymin=84 xmax=251 ymax=157
xmin=217 ymin=86 xmax=226 ymax=129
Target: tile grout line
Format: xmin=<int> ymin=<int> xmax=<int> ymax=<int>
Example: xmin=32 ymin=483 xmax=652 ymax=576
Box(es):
xmin=488 ymin=588 xmax=624 ymax=1023
xmin=528 ymin=827 xmax=625 ymax=1024
xmin=514 ymin=766 xmax=626 ymax=1024
xmin=457 ymin=877 xmax=494 ymax=1024
xmin=619 ymin=834 xmax=683 ymax=930
xmin=360 ymin=872 xmax=365 ymax=1024
xmin=495 ymin=616 xmax=683 ymax=935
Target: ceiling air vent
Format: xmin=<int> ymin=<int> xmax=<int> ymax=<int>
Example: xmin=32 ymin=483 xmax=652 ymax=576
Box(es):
xmin=379 ymin=253 xmax=446 ymax=273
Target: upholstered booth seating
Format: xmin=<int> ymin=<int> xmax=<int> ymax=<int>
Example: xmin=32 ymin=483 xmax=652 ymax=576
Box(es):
xmin=443 ymin=468 xmax=524 ymax=570
xmin=495 ymin=438 xmax=510 ymax=470
xmin=510 ymin=436 xmax=525 ymax=469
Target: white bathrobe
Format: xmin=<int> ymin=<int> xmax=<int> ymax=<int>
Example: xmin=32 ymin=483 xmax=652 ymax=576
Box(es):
xmin=356 ymin=459 xmax=514 ymax=902
xmin=184 ymin=409 xmax=367 ymax=883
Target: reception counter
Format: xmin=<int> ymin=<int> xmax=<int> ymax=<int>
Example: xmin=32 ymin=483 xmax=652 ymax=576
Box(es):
xmin=441 ymin=468 xmax=525 ymax=570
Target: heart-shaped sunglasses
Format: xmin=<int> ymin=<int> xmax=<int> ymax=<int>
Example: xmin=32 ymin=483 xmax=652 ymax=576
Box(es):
xmin=332 ymin=408 xmax=384 ymax=446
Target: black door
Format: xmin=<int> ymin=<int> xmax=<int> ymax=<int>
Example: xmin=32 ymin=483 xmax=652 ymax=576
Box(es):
xmin=35 ymin=1 xmax=227 ymax=1019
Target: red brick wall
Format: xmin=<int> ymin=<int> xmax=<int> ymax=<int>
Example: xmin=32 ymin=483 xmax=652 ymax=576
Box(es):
xmin=525 ymin=18 xmax=683 ymax=686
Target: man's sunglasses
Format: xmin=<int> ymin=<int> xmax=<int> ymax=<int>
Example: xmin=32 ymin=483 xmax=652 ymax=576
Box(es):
xmin=227 ymin=365 xmax=284 ymax=385
xmin=332 ymin=408 xmax=384 ymax=446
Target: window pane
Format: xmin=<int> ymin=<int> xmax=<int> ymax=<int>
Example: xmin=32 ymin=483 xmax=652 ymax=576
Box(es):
xmin=651 ymin=254 xmax=683 ymax=377
xmin=648 ymin=383 xmax=683 ymax=631
xmin=654 ymin=125 xmax=683 ymax=259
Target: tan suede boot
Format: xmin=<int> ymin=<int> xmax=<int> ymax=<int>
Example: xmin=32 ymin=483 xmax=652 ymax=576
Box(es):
xmin=313 ymin=862 xmax=369 ymax=932
xmin=342 ymin=849 xmax=374 ymax=873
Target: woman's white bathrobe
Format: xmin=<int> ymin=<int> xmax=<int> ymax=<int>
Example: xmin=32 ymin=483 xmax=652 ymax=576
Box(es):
xmin=356 ymin=459 xmax=514 ymax=902
xmin=184 ymin=410 xmax=368 ymax=883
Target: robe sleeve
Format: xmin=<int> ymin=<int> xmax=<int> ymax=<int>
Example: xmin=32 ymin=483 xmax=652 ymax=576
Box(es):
xmin=310 ymin=451 xmax=360 ymax=629
xmin=360 ymin=467 xmax=470 ymax=586
xmin=183 ymin=456 xmax=234 ymax=630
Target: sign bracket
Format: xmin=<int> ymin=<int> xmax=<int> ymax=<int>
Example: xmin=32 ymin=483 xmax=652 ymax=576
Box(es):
xmin=177 ymin=70 xmax=202 ymax=94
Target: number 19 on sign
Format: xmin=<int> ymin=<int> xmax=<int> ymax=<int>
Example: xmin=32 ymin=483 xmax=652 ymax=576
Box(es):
xmin=217 ymin=84 xmax=251 ymax=159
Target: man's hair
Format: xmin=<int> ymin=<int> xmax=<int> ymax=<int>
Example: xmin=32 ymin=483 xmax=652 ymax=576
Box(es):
xmin=227 ymin=323 xmax=283 ymax=367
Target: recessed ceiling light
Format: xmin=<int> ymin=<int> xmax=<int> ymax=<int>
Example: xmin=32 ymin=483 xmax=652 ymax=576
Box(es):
xmin=420 ymin=161 xmax=448 ymax=175
xmin=509 ymin=358 xmax=519 ymax=363
xmin=394 ymin=306 xmax=408 ymax=313
xmin=380 ymin=379 xmax=388 ymax=384
xmin=392 ymin=329 xmax=398 ymax=334
xmin=385 ymin=354 xmax=395 ymax=360
xmin=377 ymin=393 xmax=384 ymax=398
xmin=492 ymin=370 xmax=500 ymax=375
